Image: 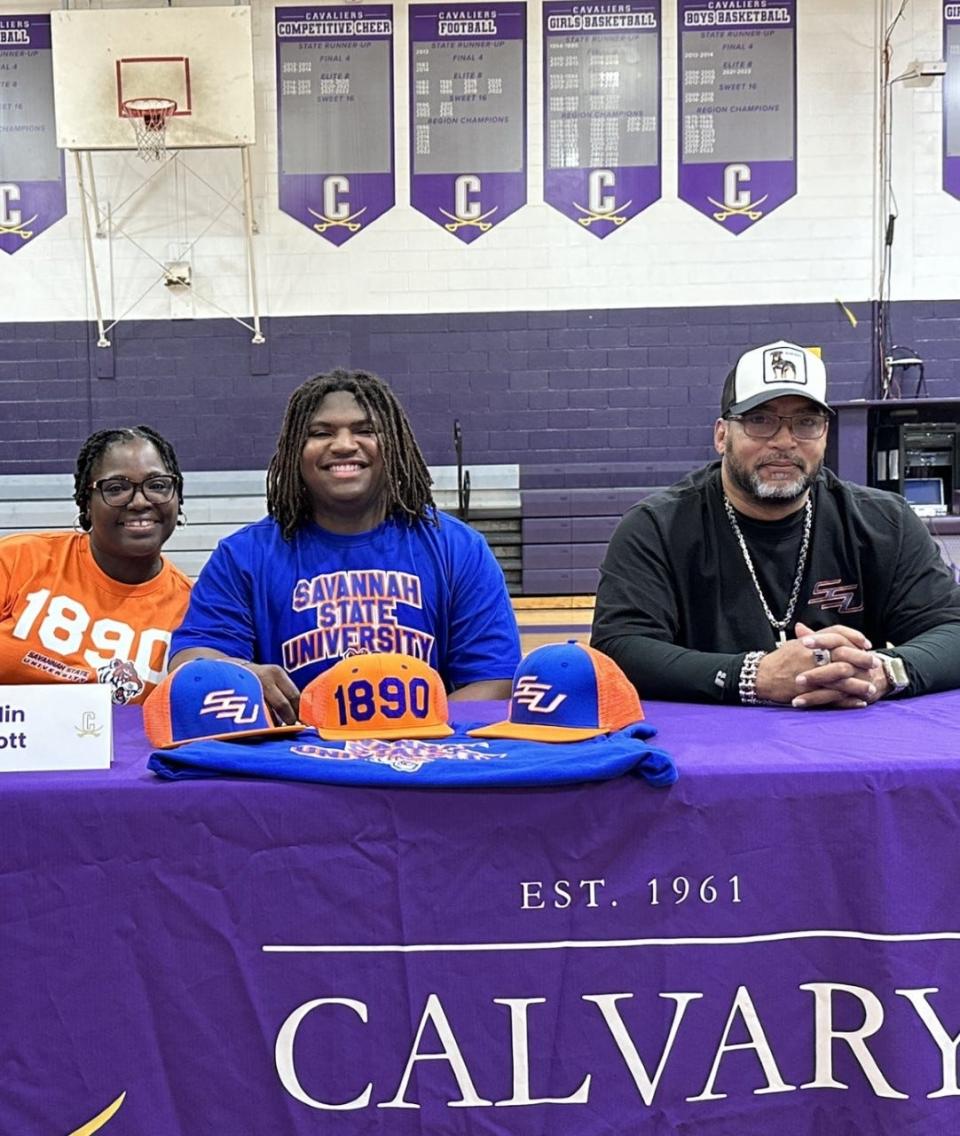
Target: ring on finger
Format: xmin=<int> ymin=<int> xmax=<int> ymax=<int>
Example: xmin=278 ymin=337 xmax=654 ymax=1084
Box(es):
xmin=812 ymin=647 xmax=831 ymax=667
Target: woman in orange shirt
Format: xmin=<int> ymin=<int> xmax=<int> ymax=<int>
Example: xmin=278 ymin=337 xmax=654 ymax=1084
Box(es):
xmin=0 ymin=425 xmax=191 ymax=704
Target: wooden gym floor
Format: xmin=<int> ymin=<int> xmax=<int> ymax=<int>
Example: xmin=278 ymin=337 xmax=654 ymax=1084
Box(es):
xmin=512 ymin=596 xmax=594 ymax=653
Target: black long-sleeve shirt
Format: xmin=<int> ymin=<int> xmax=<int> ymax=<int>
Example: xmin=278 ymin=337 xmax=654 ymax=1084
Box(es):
xmin=591 ymin=462 xmax=960 ymax=702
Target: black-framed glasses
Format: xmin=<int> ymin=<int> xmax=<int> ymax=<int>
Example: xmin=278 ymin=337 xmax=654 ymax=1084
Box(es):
xmin=89 ymin=476 xmax=178 ymax=507
xmin=726 ymin=410 xmax=829 ymax=441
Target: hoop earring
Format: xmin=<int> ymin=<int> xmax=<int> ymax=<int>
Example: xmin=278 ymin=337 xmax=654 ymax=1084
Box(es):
xmin=73 ymin=513 xmax=86 ymax=534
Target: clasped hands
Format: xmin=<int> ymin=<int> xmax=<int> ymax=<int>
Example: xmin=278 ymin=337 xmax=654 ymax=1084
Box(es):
xmin=754 ymin=621 xmax=888 ymax=710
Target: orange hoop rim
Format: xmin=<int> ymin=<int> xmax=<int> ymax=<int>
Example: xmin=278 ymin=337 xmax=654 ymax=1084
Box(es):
xmin=121 ymin=97 xmax=177 ymax=120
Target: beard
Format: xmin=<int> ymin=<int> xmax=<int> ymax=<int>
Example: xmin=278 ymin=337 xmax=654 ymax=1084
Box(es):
xmin=725 ymin=450 xmax=821 ymax=504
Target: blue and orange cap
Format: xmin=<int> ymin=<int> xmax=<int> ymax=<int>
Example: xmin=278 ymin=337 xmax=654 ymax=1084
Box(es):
xmin=301 ymin=653 xmax=455 ymax=741
xmin=144 ymin=659 xmax=305 ymax=750
xmin=468 ymin=641 xmax=643 ymax=742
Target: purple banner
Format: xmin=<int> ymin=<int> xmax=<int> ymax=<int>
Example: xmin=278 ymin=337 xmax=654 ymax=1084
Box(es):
xmin=677 ymin=0 xmax=796 ymax=234
xmin=0 ymin=14 xmax=66 ymax=256
xmin=409 ymin=3 xmax=527 ymax=243
xmin=543 ymin=2 xmax=660 ymax=238
xmin=276 ymin=6 xmax=394 ymax=246
xmin=944 ymin=3 xmax=960 ymax=199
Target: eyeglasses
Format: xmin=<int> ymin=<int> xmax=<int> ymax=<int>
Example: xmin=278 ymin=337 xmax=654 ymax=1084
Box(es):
xmin=89 ymin=476 xmax=178 ymax=507
xmin=726 ymin=411 xmax=829 ymax=441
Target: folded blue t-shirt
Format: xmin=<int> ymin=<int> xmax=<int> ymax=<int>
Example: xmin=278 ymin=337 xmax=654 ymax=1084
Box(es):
xmin=148 ymin=722 xmax=678 ymax=789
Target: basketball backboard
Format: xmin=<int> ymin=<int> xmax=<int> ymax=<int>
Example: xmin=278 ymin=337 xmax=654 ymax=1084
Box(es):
xmin=51 ymin=6 xmax=255 ymax=150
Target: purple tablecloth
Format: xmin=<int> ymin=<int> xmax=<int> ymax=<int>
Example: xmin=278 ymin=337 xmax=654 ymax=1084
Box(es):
xmin=3 ymin=694 xmax=960 ymax=1134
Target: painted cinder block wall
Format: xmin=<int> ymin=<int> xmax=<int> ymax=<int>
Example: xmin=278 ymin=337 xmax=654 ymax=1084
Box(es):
xmin=0 ymin=0 xmax=958 ymax=477
xmin=7 ymin=297 xmax=960 ymax=477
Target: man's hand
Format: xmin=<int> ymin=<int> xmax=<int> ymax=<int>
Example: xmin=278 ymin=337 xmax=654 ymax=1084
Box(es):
xmin=169 ymin=649 xmax=302 ymax=724
xmin=244 ymin=663 xmax=302 ymax=724
xmin=791 ymin=621 xmax=886 ymax=708
xmin=754 ymin=622 xmax=884 ymax=709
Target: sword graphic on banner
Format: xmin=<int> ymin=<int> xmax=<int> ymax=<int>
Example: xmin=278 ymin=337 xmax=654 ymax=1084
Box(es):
xmin=0 ymin=213 xmax=38 ymax=240
xmin=707 ymin=194 xmax=769 ymax=223
xmin=67 ymin=1091 xmax=126 ymax=1135
xmin=439 ymin=205 xmax=498 ymax=232
xmin=307 ymin=206 xmax=367 ymax=233
xmin=572 ymin=199 xmax=632 ymax=227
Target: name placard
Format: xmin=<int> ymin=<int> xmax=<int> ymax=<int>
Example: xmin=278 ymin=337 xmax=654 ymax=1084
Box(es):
xmin=0 ymin=684 xmax=112 ymax=772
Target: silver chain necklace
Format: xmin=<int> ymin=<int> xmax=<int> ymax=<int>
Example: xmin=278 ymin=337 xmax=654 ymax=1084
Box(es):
xmin=723 ymin=494 xmax=813 ymax=645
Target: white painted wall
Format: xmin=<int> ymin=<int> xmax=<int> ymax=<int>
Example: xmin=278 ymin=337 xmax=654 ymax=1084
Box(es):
xmin=0 ymin=0 xmax=954 ymax=323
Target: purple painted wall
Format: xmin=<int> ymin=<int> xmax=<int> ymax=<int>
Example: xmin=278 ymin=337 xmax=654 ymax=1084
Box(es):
xmin=1 ymin=300 xmax=957 ymax=478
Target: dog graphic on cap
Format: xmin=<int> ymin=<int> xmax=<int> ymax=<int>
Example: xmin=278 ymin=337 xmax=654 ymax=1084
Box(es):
xmin=769 ymin=350 xmax=797 ymax=384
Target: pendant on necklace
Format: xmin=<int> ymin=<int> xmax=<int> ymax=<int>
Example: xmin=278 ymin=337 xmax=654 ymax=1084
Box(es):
xmin=778 ymin=628 xmax=787 ymax=646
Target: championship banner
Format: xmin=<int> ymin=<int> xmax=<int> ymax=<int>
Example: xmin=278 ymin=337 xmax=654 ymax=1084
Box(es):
xmin=0 ymin=14 xmax=66 ymax=256
xmin=542 ymin=1 xmax=660 ymax=238
xmin=944 ymin=2 xmax=960 ymax=200
xmin=276 ymin=5 xmax=394 ymax=246
xmin=677 ymin=0 xmax=796 ymax=234
xmin=409 ymin=3 xmax=526 ymax=243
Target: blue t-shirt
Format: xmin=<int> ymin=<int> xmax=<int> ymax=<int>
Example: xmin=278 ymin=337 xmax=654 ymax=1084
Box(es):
xmin=148 ymin=724 xmax=678 ymax=789
xmin=170 ymin=511 xmax=520 ymax=692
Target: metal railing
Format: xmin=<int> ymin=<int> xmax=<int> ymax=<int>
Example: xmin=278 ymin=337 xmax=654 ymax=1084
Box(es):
xmin=453 ymin=419 xmax=471 ymax=522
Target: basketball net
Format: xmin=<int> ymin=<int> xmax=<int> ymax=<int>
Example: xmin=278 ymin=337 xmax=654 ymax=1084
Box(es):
xmin=122 ymin=97 xmax=177 ymax=161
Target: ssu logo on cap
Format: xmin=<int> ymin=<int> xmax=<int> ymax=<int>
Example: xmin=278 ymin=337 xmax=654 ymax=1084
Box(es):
xmin=144 ymin=659 xmax=304 ymax=749
xmin=470 ymin=641 xmax=644 ymax=743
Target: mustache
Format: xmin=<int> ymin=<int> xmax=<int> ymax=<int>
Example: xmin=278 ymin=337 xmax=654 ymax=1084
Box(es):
xmin=757 ymin=456 xmax=805 ymax=470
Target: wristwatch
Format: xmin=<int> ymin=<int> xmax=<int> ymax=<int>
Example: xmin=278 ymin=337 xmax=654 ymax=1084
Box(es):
xmin=878 ymin=653 xmax=909 ymax=696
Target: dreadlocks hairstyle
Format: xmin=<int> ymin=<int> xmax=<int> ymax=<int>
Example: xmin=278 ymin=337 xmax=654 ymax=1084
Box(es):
xmin=73 ymin=425 xmax=184 ymax=532
xmin=267 ymin=369 xmax=435 ymax=540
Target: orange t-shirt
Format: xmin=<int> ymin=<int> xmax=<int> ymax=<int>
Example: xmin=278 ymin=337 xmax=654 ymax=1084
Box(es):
xmin=0 ymin=531 xmax=191 ymax=704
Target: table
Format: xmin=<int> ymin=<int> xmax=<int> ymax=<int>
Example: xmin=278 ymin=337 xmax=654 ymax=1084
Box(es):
xmin=3 ymin=694 xmax=960 ymax=1134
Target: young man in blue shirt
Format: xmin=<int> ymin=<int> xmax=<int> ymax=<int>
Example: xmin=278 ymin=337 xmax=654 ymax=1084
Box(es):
xmin=171 ymin=369 xmax=520 ymax=723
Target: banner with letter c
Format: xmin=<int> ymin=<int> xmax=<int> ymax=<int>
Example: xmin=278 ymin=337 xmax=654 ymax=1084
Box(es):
xmin=944 ymin=2 xmax=960 ymax=201
xmin=543 ymin=1 xmax=661 ymax=238
xmin=409 ymin=2 xmax=527 ymax=244
xmin=677 ymin=0 xmax=796 ymax=234
xmin=275 ymin=5 xmax=395 ymax=247
xmin=0 ymin=14 xmax=66 ymax=255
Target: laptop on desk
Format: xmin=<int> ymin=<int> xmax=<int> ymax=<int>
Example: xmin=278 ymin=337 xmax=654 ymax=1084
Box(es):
xmin=904 ymin=477 xmax=949 ymax=517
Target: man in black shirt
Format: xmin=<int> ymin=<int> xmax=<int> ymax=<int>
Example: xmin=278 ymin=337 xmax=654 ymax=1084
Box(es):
xmin=591 ymin=341 xmax=960 ymax=707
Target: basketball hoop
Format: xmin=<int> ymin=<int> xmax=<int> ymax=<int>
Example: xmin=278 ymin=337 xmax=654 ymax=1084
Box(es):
xmin=122 ymin=97 xmax=177 ymax=161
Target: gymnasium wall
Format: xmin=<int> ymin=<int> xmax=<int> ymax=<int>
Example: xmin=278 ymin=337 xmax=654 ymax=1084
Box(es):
xmin=0 ymin=0 xmax=958 ymax=476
